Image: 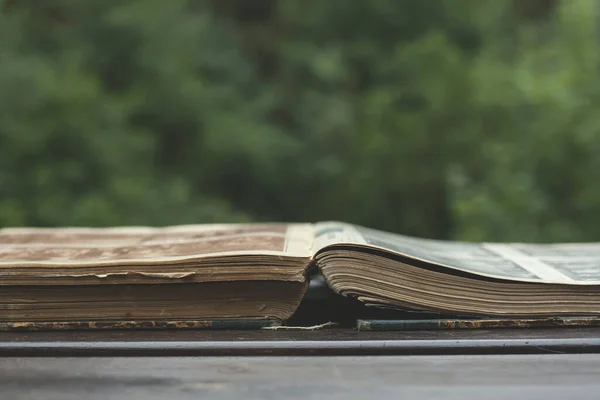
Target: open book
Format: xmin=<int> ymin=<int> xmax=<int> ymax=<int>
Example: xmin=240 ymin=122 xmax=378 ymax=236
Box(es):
xmin=2 ymin=222 xmax=600 ymax=329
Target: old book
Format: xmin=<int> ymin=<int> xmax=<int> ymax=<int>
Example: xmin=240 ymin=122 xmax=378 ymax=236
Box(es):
xmin=2 ymin=221 xmax=600 ymax=328
xmin=0 ymin=224 xmax=312 ymax=328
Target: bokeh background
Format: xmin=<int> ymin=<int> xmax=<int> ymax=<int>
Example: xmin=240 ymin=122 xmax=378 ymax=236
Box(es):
xmin=1 ymin=0 xmax=599 ymax=242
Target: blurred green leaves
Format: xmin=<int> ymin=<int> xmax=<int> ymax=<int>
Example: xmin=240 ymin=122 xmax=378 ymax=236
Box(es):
xmin=0 ymin=0 xmax=599 ymax=242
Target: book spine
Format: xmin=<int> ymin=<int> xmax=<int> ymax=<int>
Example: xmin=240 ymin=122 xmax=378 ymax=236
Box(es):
xmin=0 ymin=319 xmax=281 ymax=331
xmin=356 ymin=317 xmax=600 ymax=331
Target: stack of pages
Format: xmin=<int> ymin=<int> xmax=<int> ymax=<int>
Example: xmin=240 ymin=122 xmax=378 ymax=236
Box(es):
xmin=2 ymin=222 xmax=600 ymax=329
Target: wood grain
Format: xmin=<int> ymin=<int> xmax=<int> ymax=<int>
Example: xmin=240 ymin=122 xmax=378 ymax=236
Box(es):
xmin=2 ymin=355 xmax=600 ymax=399
xmin=2 ymin=328 xmax=600 ymax=356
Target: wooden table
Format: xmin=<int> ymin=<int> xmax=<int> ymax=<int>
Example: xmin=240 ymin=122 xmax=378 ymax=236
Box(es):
xmin=2 ymin=328 xmax=600 ymax=399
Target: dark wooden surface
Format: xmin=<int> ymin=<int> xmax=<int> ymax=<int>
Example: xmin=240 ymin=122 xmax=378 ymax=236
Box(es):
xmin=3 ymin=354 xmax=600 ymax=399
xmin=6 ymin=327 xmax=600 ymax=341
xmin=2 ymin=328 xmax=600 ymax=355
xmin=4 ymin=328 xmax=600 ymax=398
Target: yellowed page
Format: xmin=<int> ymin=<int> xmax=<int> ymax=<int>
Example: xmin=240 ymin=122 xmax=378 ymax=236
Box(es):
xmin=0 ymin=223 xmax=314 ymax=267
xmin=315 ymin=221 xmax=600 ymax=285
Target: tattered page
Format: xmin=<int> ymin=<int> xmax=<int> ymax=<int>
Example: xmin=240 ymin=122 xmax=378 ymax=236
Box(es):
xmin=0 ymin=223 xmax=314 ymax=284
xmin=314 ymin=221 xmax=600 ymax=285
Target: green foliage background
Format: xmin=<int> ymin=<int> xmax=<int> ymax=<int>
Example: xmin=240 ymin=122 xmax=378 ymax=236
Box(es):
xmin=1 ymin=0 xmax=599 ymax=242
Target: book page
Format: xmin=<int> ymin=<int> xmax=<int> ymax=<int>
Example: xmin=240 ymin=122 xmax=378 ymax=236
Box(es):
xmin=0 ymin=223 xmax=314 ymax=266
xmin=314 ymin=221 xmax=600 ymax=285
